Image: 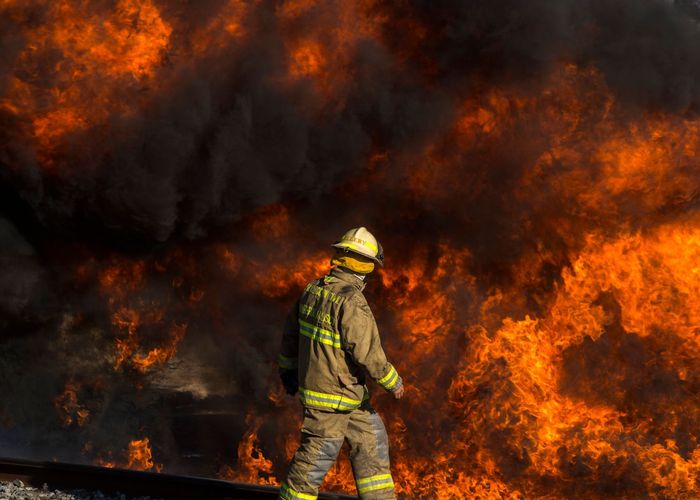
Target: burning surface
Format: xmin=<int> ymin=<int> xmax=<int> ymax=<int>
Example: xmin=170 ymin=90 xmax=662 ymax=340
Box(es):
xmin=3 ymin=0 xmax=700 ymax=498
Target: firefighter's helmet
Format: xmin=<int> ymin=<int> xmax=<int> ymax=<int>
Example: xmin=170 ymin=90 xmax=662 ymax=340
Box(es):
xmin=332 ymin=227 xmax=384 ymax=266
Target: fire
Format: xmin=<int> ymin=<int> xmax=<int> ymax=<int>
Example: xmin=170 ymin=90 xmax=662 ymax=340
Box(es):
xmin=277 ymin=0 xmax=385 ymax=102
xmin=321 ymin=448 xmax=356 ymax=494
xmin=2 ymin=0 xmax=171 ymax=160
xmin=54 ymin=382 xmax=90 ymax=427
xmin=190 ymin=0 xmax=253 ymax=53
xmin=289 ymin=41 xmax=326 ymax=78
xmin=248 ymin=204 xmax=292 ymax=241
xmin=98 ymin=259 xmax=146 ymax=303
xmin=224 ymin=61 xmax=700 ymax=495
xmin=220 ymin=414 xmax=277 ymax=485
xmin=379 ymin=245 xmax=472 ymax=348
xmin=215 ymin=245 xmax=242 ymax=275
xmin=87 ymin=438 xmax=161 ymax=472
xmin=94 ymin=256 xmax=190 ymax=372
xmin=5 ymin=1 xmax=700 ymax=498
xmin=126 ymin=437 xmax=161 ymax=472
xmin=130 ymin=323 xmax=187 ymax=373
xmin=256 ymin=253 xmax=329 ymax=299
xmin=387 ymin=216 xmax=700 ymax=497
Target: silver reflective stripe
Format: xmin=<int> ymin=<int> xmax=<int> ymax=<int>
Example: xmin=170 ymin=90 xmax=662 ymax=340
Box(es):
xmin=308 ymin=438 xmax=343 ymax=486
xmin=369 ymin=412 xmax=390 ymax=463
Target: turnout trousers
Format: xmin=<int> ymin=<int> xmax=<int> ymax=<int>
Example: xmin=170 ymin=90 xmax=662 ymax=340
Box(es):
xmin=279 ymin=403 xmax=396 ymax=500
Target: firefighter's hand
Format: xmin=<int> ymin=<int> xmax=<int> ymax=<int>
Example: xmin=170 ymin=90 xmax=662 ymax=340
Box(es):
xmin=391 ymin=383 xmax=405 ymax=400
xmin=279 ymin=369 xmax=298 ymax=396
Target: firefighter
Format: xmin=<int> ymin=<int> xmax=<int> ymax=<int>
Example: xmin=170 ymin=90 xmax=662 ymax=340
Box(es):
xmin=277 ymin=227 xmax=404 ymax=500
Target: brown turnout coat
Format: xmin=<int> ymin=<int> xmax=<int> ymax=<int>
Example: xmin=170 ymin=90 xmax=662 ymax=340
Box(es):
xmin=278 ymin=267 xmax=402 ymax=411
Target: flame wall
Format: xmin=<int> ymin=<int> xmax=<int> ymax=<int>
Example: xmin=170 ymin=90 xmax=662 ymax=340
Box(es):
xmin=3 ymin=0 xmax=700 ymax=497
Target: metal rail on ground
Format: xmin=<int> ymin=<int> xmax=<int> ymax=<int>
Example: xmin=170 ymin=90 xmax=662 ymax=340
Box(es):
xmin=0 ymin=457 xmax=358 ymax=500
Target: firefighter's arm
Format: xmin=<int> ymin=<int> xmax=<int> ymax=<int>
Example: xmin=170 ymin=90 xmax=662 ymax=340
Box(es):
xmin=278 ymin=301 xmax=299 ymax=395
xmin=340 ymin=294 xmax=403 ymax=397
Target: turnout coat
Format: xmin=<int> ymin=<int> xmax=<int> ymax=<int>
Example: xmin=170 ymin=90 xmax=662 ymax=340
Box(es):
xmin=278 ymin=267 xmax=402 ymax=410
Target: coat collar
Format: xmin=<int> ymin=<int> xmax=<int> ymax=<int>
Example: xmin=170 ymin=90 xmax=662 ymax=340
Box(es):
xmin=328 ymin=266 xmax=367 ymax=292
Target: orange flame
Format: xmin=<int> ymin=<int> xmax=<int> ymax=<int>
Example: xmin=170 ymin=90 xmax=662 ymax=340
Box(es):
xmin=54 ymin=382 xmax=90 ymax=427
xmin=220 ymin=413 xmax=278 ymax=485
xmin=2 ymin=0 xmax=172 ymax=161
xmin=126 ymin=437 xmax=162 ymax=472
xmin=7 ymin=1 xmax=700 ymax=497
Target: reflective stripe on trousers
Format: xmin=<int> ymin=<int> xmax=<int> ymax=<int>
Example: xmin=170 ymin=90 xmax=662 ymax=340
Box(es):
xmin=348 ymin=410 xmax=394 ymax=499
xmin=280 ymin=482 xmax=318 ymax=500
xmin=281 ymin=405 xmax=396 ymax=500
xmin=357 ymin=474 xmax=394 ymax=494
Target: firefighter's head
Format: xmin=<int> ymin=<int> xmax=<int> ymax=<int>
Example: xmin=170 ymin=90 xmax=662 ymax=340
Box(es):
xmin=331 ymin=227 xmax=384 ymax=274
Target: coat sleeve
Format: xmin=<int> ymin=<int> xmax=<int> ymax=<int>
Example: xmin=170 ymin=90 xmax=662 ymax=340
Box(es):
xmin=339 ymin=293 xmax=402 ymax=393
xmin=278 ymin=300 xmax=299 ymax=371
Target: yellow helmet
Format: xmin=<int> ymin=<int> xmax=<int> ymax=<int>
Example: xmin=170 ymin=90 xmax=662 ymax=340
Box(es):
xmin=332 ymin=227 xmax=384 ymax=266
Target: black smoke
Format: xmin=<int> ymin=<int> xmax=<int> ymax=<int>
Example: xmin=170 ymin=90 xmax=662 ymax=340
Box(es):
xmin=3 ymin=0 xmax=700 ymax=244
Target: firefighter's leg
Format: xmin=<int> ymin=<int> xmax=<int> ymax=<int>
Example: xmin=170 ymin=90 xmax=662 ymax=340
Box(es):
xmin=280 ymin=408 xmax=350 ymax=500
xmin=346 ymin=404 xmax=396 ymax=500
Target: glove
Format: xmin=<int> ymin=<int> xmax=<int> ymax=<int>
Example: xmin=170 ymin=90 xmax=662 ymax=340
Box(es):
xmin=279 ymin=369 xmax=298 ymax=396
xmin=391 ymin=378 xmax=405 ymax=400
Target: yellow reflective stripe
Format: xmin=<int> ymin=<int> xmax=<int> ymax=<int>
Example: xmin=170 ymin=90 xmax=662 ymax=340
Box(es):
xmin=299 ymin=397 xmax=343 ymax=410
xmin=357 ymin=473 xmax=393 ymax=486
xmin=378 ymin=365 xmax=399 ymax=390
xmin=378 ymin=365 xmax=396 ymax=384
xmin=278 ymin=354 xmax=297 ymax=369
xmin=280 ymin=482 xmax=317 ymax=500
xmin=300 ymin=388 xmax=362 ymax=407
xmin=360 ymin=482 xmax=395 ymax=493
xmin=298 ymin=319 xmax=336 ymax=339
xmin=299 ymin=387 xmax=363 ymax=410
xmin=299 ymin=327 xmax=338 ymax=348
xmin=357 ymin=474 xmax=394 ymax=493
xmin=298 ymin=319 xmax=341 ymax=349
xmin=299 ymin=328 xmax=339 ymax=348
